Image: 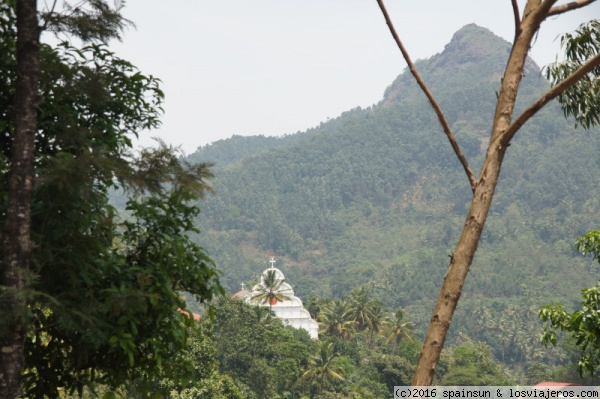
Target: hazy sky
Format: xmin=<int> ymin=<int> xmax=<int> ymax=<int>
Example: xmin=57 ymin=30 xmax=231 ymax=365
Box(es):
xmin=45 ymin=1 xmax=599 ymax=154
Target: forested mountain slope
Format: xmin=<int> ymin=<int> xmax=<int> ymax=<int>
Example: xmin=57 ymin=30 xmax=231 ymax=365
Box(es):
xmin=187 ymin=133 xmax=314 ymax=170
xmin=189 ymin=24 xmax=600 ymax=352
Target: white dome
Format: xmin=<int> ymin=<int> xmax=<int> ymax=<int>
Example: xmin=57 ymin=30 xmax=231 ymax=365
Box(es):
xmin=262 ymin=266 xmax=285 ymax=281
xmin=246 ymin=260 xmax=318 ymax=339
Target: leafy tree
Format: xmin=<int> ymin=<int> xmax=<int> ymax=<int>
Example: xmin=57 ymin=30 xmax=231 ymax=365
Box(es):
xmin=122 ymin=321 xmax=242 ymax=399
xmin=526 ymin=362 xmax=552 ymax=385
xmin=307 ymin=295 xmax=332 ymax=320
xmin=576 ymin=229 xmax=600 ymax=261
xmin=210 ymin=296 xmax=315 ymax=398
xmin=302 ymin=342 xmax=345 ymax=398
xmin=347 ymin=286 xmax=379 ymax=332
xmin=439 ymin=335 xmax=513 ymax=385
xmin=382 ymin=308 xmax=415 ymax=353
xmin=1 ymin=0 xmax=132 ymax=395
xmin=545 ymin=20 xmax=600 ymax=129
xmin=375 ymin=0 xmax=600 ymax=384
xmin=371 ymin=353 xmax=415 ymax=390
xmin=541 ymin=230 xmax=600 ymax=377
xmin=18 ymin=160 xmax=223 ymax=398
xmin=167 ymin=293 xmax=423 ymax=398
xmin=319 ymin=300 xmax=355 ymax=340
xmin=366 ymin=304 xmax=386 ymax=347
xmin=167 ymin=376 xmax=242 ymax=399
xmin=60 ymin=317 xmax=244 ymax=399
xmin=250 ymin=302 xmax=276 ymax=325
xmin=539 ymin=334 xmax=600 ymax=385
xmin=0 ymin=1 xmax=223 ymax=396
xmin=0 ymin=0 xmax=40 ymax=396
xmin=190 ymin=15 xmax=600 ymax=380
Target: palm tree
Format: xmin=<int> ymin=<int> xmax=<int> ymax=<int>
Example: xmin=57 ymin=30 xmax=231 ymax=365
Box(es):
xmin=251 ymin=304 xmax=274 ymax=325
xmin=498 ymin=330 xmax=511 ymax=362
xmin=302 ymin=342 xmax=345 ymax=397
xmin=306 ymin=295 xmax=330 ymax=320
xmin=514 ymin=329 xmax=529 ymax=363
xmin=250 ymin=269 xmax=291 ymax=313
xmin=318 ymin=300 xmax=355 ymax=339
xmin=366 ymin=304 xmax=386 ymax=348
xmin=382 ymin=308 xmax=415 ymax=353
xmin=475 ymin=305 xmax=491 ymax=329
xmin=347 ymin=286 xmax=377 ymax=331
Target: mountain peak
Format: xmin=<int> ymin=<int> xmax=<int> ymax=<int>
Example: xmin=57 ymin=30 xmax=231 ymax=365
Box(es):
xmin=432 ymin=24 xmax=510 ymax=72
xmin=382 ymin=24 xmax=541 ymax=107
xmin=431 ymin=23 xmax=541 ymax=76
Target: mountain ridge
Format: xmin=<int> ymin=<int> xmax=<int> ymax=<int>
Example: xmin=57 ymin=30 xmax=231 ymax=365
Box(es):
xmin=188 ymin=24 xmax=600 ymax=356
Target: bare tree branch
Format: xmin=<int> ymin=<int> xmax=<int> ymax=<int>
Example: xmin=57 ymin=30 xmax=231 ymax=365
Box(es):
xmin=375 ymin=0 xmax=477 ymax=191
xmin=502 ymin=51 xmax=600 ymax=144
xmin=512 ymin=0 xmax=521 ymax=40
xmin=40 ymin=0 xmax=59 ymax=31
xmin=548 ymin=0 xmax=597 ymax=16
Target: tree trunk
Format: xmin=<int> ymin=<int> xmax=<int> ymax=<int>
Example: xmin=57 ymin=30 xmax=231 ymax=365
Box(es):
xmin=0 ymin=0 xmax=39 ymax=398
xmin=411 ymin=1 xmax=551 ymax=385
xmin=411 ymin=149 xmax=505 ymax=385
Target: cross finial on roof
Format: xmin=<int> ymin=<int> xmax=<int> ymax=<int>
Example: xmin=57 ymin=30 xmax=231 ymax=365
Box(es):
xmin=241 ymin=282 xmax=246 ymax=291
xmin=269 ymin=257 xmax=276 ymax=268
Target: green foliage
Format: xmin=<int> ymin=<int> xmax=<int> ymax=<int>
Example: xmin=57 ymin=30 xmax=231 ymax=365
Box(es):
xmin=63 ymin=321 xmax=243 ymax=399
xmin=576 ymin=229 xmax=600 ymax=262
xmin=250 ymin=269 xmax=292 ymax=312
xmin=302 ymin=342 xmax=345 ymax=397
xmin=347 ymin=286 xmax=381 ymax=332
xmin=41 ymin=0 xmax=132 ymax=43
xmin=18 ymin=169 xmax=223 ymax=397
xmin=382 ymin=308 xmax=415 ymax=350
xmin=209 ymin=296 xmax=315 ymax=398
xmin=319 ymin=300 xmax=355 ymax=340
xmin=539 ymin=335 xmax=600 ymax=385
xmin=439 ymin=335 xmax=513 ymax=385
xmin=526 ymin=362 xmax=552 ymax=385
xmin=540 ymin=230 xmax=600 ymax=377
xmin=370 ymin=353 xmax=414 ymax=390
xmin=0 ymin=1 xmax=223 ymax=396
xmin=186 ymin=25 xmax=600 ymax=380
xmin=544 ymin=20 xmax=600 ymax=128
xmin=197 ymin=294 xmax=423 ymax=398
xmin=468 ymin=302 xmax=552 ymax=366
xmin=167 ymin=375 xmax=243 ymax=399
xmin=188 ymin=134 xmax=313 ymax=171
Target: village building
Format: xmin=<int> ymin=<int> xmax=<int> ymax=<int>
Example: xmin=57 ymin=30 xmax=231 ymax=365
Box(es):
xmin=235 ymin=258 xmax=319 ymax=339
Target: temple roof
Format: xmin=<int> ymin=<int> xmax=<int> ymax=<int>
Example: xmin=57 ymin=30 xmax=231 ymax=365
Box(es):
xmin=243 ymin=257 xmax=318 ymax=338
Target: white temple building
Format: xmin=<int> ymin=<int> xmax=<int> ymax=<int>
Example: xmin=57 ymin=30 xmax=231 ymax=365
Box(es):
xmin=237 ymin=258 xmax=319 ymax=339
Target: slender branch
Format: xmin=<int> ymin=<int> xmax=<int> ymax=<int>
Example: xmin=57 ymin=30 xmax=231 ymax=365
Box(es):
xmin=511 ymin=0 xmax=521 ymax=41
xmin=548 ymin=0 xmax=597 ymax=16
xmin=40 ymin=0 xmax=59 ymax=31
xmin=375 ymin=0 xmax=477 ymax=191
xmin=502 ymin=51 xmax=600 ymax=144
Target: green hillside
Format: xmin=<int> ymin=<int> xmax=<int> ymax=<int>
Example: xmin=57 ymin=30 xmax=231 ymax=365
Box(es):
xmin=189 ymin=24 xmax=600 ymax=364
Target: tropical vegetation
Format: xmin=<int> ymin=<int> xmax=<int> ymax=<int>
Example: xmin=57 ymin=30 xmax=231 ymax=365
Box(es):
xmin=541 ymin=230 xmax=600 ymax=377
xmin=250 ymin=269 xmax=292 ymax=312
xmin=2 ymin=0 xmax=600 ymax=395
xmin=0 ymin=1 xmax=222 ymax=397
xmin=190 ymin=20 xmax=600 ymax=377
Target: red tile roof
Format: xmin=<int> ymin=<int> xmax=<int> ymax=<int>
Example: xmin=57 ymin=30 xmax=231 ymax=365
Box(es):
xmin=534 ymin=382 xmax=582 ymax=387
xmin=177 ymin=308 xmax=201 ymax=321
xmin=233 ymin=289 xmax=250 ymax=298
